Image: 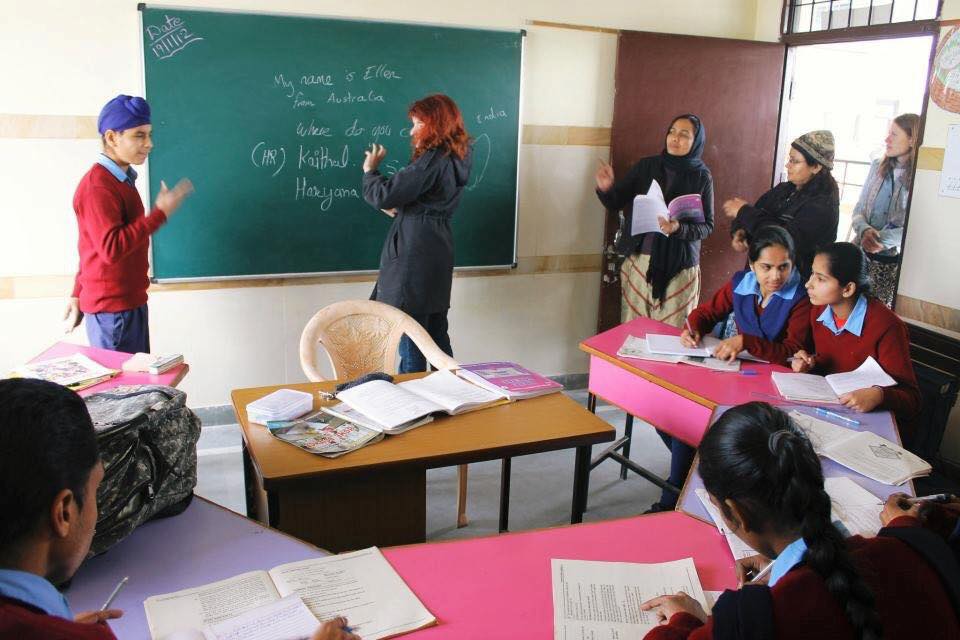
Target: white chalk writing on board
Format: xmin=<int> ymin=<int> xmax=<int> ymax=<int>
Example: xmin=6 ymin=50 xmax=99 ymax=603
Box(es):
xmin=466 ymin=133 xmax=491 ymax=191
xmin=146 ymin=15 xmax=203 ymax=60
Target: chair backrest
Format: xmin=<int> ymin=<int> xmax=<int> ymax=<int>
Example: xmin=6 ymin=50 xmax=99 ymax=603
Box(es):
xmin=299 ymin=300 xmax=458 ymax=381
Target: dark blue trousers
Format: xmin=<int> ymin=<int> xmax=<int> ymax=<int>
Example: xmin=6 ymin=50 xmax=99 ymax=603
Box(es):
xmin=85 ymin=304 xmax=150 ymax=354
xmin=657 ymin=430 xmax=695 ymax=509
xmin=399 ymin=311 xmax=452 ymax=373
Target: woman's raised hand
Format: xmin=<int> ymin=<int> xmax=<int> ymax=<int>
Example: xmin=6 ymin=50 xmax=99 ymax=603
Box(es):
xmin=595 ymin=159 xmax=615 ymax=192
xmin=722 ymin=197 xmax=748 ymax=219
xmin=363 ymin=144 xmax=388 ymax=172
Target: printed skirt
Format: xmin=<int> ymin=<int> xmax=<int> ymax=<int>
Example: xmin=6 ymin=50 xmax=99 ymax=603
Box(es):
xmin=620 ymin=253 xmax=700 ymax=327
xmin=866 ymin=255 xmax=900 ymax=309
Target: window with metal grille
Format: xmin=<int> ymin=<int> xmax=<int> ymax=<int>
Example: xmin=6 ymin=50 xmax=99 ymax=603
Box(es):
xmin=784 ymin=0 xmax=940 ymax=34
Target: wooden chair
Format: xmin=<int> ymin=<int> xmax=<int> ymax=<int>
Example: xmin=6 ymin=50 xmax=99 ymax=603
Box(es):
xmin=299 ymin=300 xmax=470 ymax=527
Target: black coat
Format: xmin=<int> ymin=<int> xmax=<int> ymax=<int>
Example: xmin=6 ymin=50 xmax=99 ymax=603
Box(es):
xmin=596 ymin=155 xmax=714 ymax=300
xmin=731 ymin=181 xmax=839 ymax=279
xmin=363 ymin=147 xmax=472 ymax=315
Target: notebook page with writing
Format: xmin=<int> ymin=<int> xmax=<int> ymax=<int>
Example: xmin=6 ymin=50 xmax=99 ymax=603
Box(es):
xmin=551 ymin=557 xmax=707 ymax=640
xmin=646 ymin=333 xmax=719 ymax=358
xmin=202 ymin=595 xmax=318 ymax=640
xmin=824 ymin=477 xmax=883 ymax=538
xmin=788 ymin=410 xmax=857 ymax=454
xmin=336 ymin=380 xmax=443 ymax=430
xmin=268 ymin=547 xmax=436 ymax=640
xmin=822 ymin=431 xmax=931 ymax=485
xmin=825 ymin=357 xmax=897 ymax=397
xmin=398 ymin=369 xmax=504 ymax=414
xmin=771 ymin=372 xmax=840 ymax=403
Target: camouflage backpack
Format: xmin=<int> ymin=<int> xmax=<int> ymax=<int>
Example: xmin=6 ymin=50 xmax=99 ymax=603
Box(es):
xmin=83 ymin=385 xmax=201 ymax=555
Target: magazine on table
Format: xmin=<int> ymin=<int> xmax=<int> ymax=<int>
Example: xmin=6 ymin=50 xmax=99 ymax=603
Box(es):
xmin=266 ymin=410 xmax=383 ymax=457
xmin=456 ymin=361 xmax=563 ymax=400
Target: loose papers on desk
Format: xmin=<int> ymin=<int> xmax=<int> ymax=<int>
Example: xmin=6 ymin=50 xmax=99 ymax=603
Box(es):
xmin=772 ymin=356 xmax=897 ymax=404
xmin=790 ymin=410 xmax=930 ymax=485
xmin=630 ymin=179 xmax=706 ymax=236
xmin=617 ymin=335 xmax=743 ymax=371
xmin=551 ymin=557 xmax=707 ymax=640
xmin=644 ymin=333 xmax=767 ymax=363
xmin=144 ymin=547 xmax=436 ymax=640
xmin=246 ymin=388 xmax=313 ymax=424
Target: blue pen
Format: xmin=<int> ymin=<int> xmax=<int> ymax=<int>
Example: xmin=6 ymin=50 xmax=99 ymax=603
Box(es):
xmin=815 ymin=407 xmax=860 ymax=427
xmin=740 ymin=370 xmax=758 ymax=376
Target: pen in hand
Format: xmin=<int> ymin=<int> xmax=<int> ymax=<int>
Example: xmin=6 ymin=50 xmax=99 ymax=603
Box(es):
xmin=746 ymin=560 xmax=774 ymax=585
xmin=101 ymin=576 xmax=128 ymax=612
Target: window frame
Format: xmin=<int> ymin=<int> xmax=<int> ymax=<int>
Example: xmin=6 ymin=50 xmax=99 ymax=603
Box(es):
xmin=780 ymin=0 xmax=943 ymax=44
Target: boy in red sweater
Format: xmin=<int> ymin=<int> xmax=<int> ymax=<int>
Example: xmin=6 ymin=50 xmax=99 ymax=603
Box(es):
xmin=791 ymin=242 xmax=921 ymax=441
xmin=63 ymin=94 xmax=193 ymax=353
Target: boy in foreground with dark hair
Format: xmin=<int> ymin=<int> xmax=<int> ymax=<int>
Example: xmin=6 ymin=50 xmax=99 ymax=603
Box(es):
xmin=0 ymin=379 xmax=358 ymax=640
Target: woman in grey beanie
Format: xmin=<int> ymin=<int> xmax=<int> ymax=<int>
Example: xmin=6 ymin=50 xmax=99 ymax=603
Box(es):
xmin=724 ymin=130 xmax=840 ymax=279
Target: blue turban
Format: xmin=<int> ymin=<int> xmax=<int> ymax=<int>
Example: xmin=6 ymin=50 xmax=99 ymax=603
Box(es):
xmin=97 ymin=95 xmax=151 ymax=135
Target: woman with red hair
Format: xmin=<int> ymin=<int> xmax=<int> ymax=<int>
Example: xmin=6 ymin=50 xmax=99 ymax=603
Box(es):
xmin=362 ymin=94 xmax=472 ymax=372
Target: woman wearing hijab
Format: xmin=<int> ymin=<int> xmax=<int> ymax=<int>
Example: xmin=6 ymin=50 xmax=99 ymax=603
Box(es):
xmin=725 ymin=130 xmax=840 ymax=280
xmin=595 ymin=115 xmax=714 ymax=327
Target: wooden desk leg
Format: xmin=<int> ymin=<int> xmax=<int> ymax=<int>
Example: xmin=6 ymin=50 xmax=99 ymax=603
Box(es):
xmin=499 ymin=457 xmax=512 ymax=533
xmin=620 ymin=414 xmax=634 ymax=481
xmin=571 ymin=445 xmax=591 ymax=524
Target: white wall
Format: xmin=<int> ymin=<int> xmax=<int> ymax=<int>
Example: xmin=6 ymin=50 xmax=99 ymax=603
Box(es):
xmin=0 ymin=1 xmax=763 ymax=407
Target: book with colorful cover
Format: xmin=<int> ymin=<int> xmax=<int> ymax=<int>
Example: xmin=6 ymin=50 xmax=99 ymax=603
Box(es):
xmin=266 ymin=410 xmax=383 ymax=457
xmin=456 ymin=362 xmax=562 ymax=400
xmin=12 ymin=353 xmax=119 ymax=389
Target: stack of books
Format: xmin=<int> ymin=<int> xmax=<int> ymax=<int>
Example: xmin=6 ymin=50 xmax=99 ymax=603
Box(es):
xmin=12 ymin=353 xmax=119 ymax=391
xmin=246 ymin=388 xmax=314 ymax=425
xmin=455 ymin=361 xmax=563 ymax=399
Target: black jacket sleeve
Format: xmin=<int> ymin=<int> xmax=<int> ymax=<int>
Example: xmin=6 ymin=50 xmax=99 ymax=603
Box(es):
xmin=595 ymin=160 xmax=651 ymax=211
xmin=363 ymin=153 xmax=435 ymax=210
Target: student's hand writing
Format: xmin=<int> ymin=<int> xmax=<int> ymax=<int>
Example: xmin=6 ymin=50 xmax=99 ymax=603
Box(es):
xmin=311 ymin=617 xmax=361 ymax=640
xmin=74 ymin=609 xmax=123 ymax=625
xmin=880 ymin=493 xmax=922 ymax=526
xmin=791 ymin=350 xmax=815 ymax=373
xmin=680 ymin=329 xmax=701 ymax=348
xmin=731 ymin=229 xmax=749 ymax=253
xmin=381 ymin=208 xmax=397 ymax=218
xmin=641 ymin=592 xmax=707 ymax=624
xmin=658 ymin=217 xmax=680 ymax=235
xmin=595 ymin=159 xmax=615 ymax=192
xmin=63 ymin=297 xmax=83 ymax=333
xmin=838 ymin=386 xmax=884 ymax=413
xmin=363 ymin=144 xmax=387 ymax=172
xmin=860 ymin=228 xmax=883 ymax=254
xmin=736 ymin=554 xmax=771 ymax=586
xmin=155 ymin=178 xmax=194 ymax=217
xmin=713 ymin=335 xmax=744 ymax=362
xmin=722 ymin=197 xmax=748 ymax=219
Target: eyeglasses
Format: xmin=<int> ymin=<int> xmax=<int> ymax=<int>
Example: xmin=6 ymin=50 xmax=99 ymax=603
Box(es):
xmin=785 ymin=157 xmax=805 ymax=165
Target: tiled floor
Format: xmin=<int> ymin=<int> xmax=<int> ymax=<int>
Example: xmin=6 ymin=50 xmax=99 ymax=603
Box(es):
xmin=195 ymin=389 xmax=672 ymax=541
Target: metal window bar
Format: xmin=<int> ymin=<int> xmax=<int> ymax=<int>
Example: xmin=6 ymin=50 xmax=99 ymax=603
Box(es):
xmin=868 ymin=0 xmax=875 ymax=26
xmin=913 ymin=0 xmax=920 ymax=21
xmin=810 ymin=0 xmax=816 ymax=31
xmin=827 ymin=0 xmax=834 ymax=30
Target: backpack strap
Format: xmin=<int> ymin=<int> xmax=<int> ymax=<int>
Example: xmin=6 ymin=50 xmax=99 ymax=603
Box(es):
xmin=878 ymin=524 xmax=960 ymax=614
xmin=711 ymin=584 xmax=774 ymax=640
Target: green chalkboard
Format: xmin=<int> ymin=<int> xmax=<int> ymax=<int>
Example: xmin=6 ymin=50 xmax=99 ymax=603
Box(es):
xmin=140 ymin=7 xmax=522 ymax=280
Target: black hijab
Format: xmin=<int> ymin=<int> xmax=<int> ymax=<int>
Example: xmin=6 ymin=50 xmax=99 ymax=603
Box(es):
xmin=660 ymin=114 xmax=707 ymax=172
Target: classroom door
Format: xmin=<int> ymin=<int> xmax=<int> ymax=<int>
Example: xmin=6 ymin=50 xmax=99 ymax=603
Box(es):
xmin=597 ymin=31 xmax=786 ymax=332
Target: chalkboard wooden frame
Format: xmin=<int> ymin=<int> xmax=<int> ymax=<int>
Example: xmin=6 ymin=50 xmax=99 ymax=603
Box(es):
xmin=139 ymin=5 xmax=524 ymax=282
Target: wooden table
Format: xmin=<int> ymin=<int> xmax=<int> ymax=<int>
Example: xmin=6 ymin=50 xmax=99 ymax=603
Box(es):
xmin=29 ymin=341 xmax=189 ymax=394
xmin=232 ymin=380 xmax=615 ymax=552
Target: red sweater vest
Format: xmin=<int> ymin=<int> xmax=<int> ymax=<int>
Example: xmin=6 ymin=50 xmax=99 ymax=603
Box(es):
xmin=809 ymin=298 xmax=921 ymax=439
xmin=0 ymin=596 xmax=117 ymax=639
xmin=71 ymin=164 xmax=167 ymax=313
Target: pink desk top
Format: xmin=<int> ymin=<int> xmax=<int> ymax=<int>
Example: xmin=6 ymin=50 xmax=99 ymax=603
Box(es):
xmin=384 ymin=512 xmax=736 ymax=639
xmin=580 ymin=317 xmax=792 ymax=408
xmin=30 ymin=342 xmax=189 ymax=395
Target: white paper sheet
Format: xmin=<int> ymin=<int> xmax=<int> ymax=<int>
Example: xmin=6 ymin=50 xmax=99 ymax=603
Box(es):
xmin=336 ymin=380 xmax=442 ymax=430
xmin=616 ymin=335 xmax=683 ymax=363
xmin=205 ymin=595 xmax=319 ymax=640
xmin=823 ymin=431 xmax=931 ymax=485
xmin=939 ymin=124 xmax=960 ymax=198
xmin=645 ymin=333 xmax=720 ymax=358
xmin=695 ymin=489 xmax=759 ymax=560
xmin=630 ymin=179 xmax=669 ymax=235
xmin=398 ymin=369 xmax=503 ymax=413
xmin=771 ymin=372 xmax=840 ymax=403
xmin=551 ymin=557 xmax=707 ymax=640
xmin=825 ymin=357 xmax=897 ymax=397
xmin=824 ymin=477 xmax=883 ymax=538
xmin=789 ymin=410 xmax=858 ymax=454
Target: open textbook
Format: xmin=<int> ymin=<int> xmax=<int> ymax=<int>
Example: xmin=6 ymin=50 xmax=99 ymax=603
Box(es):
xmin=630 ymin=179 xmax=705 ymax=236
xmin=552 ymin=557 xmax=707 ymax=640
xmin=144 ymin=547 xmax=435 ymax=640
xmin=617 ymin=335 xmax=742 ymax=371
xmin=645 ymin=334 xmax=767 ymax=363
xmin=327 ymin=370 xmax=504 ymax=433
xmin=772 ymin=357 xmax=897 ymax=403
xmin=790 ymin=410 xmax=930 ymax=485
xmin=12 ymin=353 xmax=119 ymax=390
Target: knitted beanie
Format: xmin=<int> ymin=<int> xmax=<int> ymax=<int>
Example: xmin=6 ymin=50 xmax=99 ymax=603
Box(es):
xmin=791 ymin=130 xmax=835 ymax=170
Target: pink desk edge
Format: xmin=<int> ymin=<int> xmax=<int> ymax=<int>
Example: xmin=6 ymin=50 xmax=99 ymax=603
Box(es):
xmin=384 ymin=511 xmax=736 ymax=639
xmin=30 ymin=342 xmax=189 ymax=395
xmin=580 ymin=316 xmax=793 ymax=409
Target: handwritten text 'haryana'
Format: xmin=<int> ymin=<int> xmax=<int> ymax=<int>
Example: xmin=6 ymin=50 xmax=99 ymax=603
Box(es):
xmin=147 ymin=15 xmax=203 ymax=60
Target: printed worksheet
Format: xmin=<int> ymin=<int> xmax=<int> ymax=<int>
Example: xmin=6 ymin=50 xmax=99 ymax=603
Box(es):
xmin=552 ymin=557 xmax=707 ymax=640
